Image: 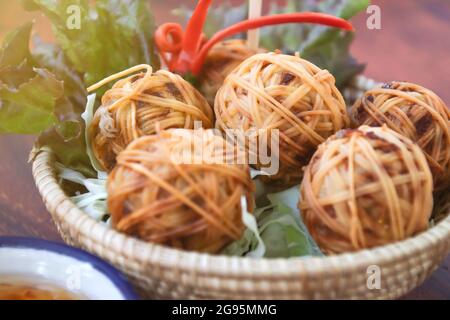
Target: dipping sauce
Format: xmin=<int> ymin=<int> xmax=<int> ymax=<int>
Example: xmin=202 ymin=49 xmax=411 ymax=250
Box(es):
xmin=0 ymin=276 xmax=84 ymax=300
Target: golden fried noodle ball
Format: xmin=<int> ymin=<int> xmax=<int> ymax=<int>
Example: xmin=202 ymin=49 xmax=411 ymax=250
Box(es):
xmin=351 ymin=81 xmax=450 ymax=189
xmin=199 ymin=39 xmax=266 ymax=105
xmin=299 ymin=125 xmax=433 ymax=254
xmin=89 ymin=65 xmax=214 ymax=171
xmin=215 ymin=52 xmax=349 ymax=187
xmin=107 ymin=129 xmax=255 ymax=253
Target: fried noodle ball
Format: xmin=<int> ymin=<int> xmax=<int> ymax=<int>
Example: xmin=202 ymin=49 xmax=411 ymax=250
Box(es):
xmin=351 ymin=81 xmax=450 ymax=189
xmin=199 ymin=39 xmax=266 ymax=105
xmin=215 ymin=52 xmax=349 ymax=187
xmin=107 ymin=129 xmax=255 ymax=253
xmin=299 ymin=125 xmax=433 ymax=254
xmin=89 ymin=65 xmax=214 ymax=171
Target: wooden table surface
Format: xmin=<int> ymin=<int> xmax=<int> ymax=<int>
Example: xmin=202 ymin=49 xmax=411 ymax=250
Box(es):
xmin=0 ymin=0 xmax=449 ymax=299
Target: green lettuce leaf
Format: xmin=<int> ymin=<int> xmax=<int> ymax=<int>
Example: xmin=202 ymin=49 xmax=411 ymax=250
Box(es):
xmin=32 ymin=37 xmax=86 ymax=110
xmin=0 ymin=21 xmax=93 ymax=177
xmin=0 ymin=23 xmax=69 ymax=135
xmin=0 ymin=67 xmax=61 ymax=134
xmin=23 ymin=0 xmax=160 ymax=89
xmin=1 ymin=1 xmax=160 ymax=177
xmin=36 ymin=128 xmax=94 ymax=178
xmin=223 ymin=185 xmax=322 ymax=258
xmin=0 ymin=22 xmax=33 ymax=72
xmin=222 ymin=205 xmax=270 ymax=257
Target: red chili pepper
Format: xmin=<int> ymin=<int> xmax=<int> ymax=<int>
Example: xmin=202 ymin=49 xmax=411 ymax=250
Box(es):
xmin=155 ymin=0 xmax=212 ymax=74
xmin=181 ymin=0 xmax=212 ymax=60
xmin=154 ymin=6 xmax=354 ymax=75
xmin=191 ymin=12 xmax=354 ymax=74
xmin=154 ymin=23 xmax=184 ymax=70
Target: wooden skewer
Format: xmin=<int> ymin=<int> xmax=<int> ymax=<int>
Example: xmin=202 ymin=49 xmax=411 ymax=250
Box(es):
xmin=247 ymin=0 xmax=262 ymax=50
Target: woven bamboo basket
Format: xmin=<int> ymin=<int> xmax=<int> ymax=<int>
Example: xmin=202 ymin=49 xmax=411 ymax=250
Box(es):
xmin=31 ymin=76 xmax=450 ymax=299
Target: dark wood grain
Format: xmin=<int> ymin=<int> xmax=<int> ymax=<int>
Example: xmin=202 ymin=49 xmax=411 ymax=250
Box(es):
xmin=0 ymin=0 xmax=448 ymax=299
xmin=0 ymin=135 xmax=60 ymax=241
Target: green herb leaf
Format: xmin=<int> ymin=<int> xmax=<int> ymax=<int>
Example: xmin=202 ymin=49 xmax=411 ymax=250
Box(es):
xmin=0 ymin=23 xmax=64 ymax=134
xmin=0 ymin=22 xmax=33 ymax=70
xmin=0 ymin=68 xmax=61 ymax=134
xmin=262 ymin=0 xmax=370 ymax=88
xmin=24 ymin=0 xmax=160 ymax=89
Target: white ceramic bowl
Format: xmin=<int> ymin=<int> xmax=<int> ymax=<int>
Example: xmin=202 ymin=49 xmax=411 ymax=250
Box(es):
xmin=0 ymin=237 xmax=138 ymax=300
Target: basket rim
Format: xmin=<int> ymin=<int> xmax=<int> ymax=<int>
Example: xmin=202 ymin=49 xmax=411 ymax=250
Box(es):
xmin=32 ymin=146 xmax=450 ymax=278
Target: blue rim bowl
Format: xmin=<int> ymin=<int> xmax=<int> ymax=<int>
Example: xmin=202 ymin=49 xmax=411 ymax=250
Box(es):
xmin=0 ymin=236 xmax=138 ymax=300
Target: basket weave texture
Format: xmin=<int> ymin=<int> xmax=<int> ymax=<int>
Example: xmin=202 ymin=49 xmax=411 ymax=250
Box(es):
xmin=32 ymin=76 xmax=450 ymax=299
